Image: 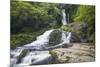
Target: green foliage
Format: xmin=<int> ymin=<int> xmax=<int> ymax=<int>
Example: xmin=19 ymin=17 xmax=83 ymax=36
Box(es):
xmin=64 ymin=4 xmax=78 ymax=22
xmin=49 ymin=29 xmax=62 ymax=46
xmin=11 ymin=29 xmax=47 ymax=49
xmin=11 ymin=1 xmax=61 ymax=34
xmin=49 ymin=50 xmax=57 ymax=58
xmin=74 ymin=5 xmax=95 ymax=23
xmin=74 ymin=5 xmax=95 ymax=42
xmin=60 ymin=25 xmax=73 ymax=32
xmin=11 ymin=33 xmax=35 ymax=49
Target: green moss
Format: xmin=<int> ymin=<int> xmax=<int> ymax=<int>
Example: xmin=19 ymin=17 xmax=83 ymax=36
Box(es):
xmin=17 ymin=50 xmax=27 ymax=63
xmin=49 ymin=29 xmax=62 ymax=46
xmin=49 ymin=50 xmax=70 ymax=64
xmin=60 ymin=25 xmax=73 ymax=32
xmin=49 ymin=50 xmax=57 ymax=58
xmin=19 ymin=50 xmax=27 ymax=58
xmin=49 ymin=50 xmax=58 ymax=64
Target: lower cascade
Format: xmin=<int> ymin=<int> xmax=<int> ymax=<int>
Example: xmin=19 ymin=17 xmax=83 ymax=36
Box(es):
xmin=10 ymin=29 xmax=72 ymax=66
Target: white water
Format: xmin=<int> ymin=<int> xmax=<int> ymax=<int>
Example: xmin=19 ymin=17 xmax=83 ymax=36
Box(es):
xmin=21 ymin=51 xmax=51 ymax=65
xmin=62 ymin=9 xmax=67 ymax=25
xmin=24 ymin=29 xmax=54 ymax=48
xmin=62 ymin=31 xmax=71 ymax=44
xmin=20 ymin=30 xmax=54 ymax=65
xmin=11 ymin=47 xmax=24 ymax=58
xmin=11 ymin=29 xmax=54 ymax=66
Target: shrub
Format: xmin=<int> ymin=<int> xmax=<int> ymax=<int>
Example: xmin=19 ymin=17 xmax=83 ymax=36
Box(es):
xmin=11 ymin=33 xmax=36 ymax=49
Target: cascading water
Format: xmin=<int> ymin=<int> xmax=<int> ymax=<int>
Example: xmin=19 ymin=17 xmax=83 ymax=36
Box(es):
xmin=10 ymin=29 xmax=54 ymax=66
xmin=21 ymin=51 xmax=52 ymax=65
xmin=11 ymin=5 xmax=72 ymax=66
xmin=61 ymin=6 xmax=72 ymax=45
xmin=62 ymin=31 xmax=71 ymax=44
xmin=23 ymin=29 xmax=54 ymax=50
xmin=62 ymin=9 xmax=67 ymax=25
xmin=61 ymin=5 xmax=71 ymax=44
xmin=11 ymin=29 xmax=71 ymax=66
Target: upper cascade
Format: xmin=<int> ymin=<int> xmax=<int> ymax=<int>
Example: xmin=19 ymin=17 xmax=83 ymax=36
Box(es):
xmin=62 ymin=9 xmax=67 ymax=25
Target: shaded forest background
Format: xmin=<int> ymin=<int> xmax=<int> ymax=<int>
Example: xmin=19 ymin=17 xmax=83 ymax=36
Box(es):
xmin=11 ymin=1 xmax=95 ymax=49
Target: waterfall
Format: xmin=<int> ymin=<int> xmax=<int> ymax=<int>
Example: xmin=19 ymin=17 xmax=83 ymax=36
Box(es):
xmin=61 ymin=6 xmax=72 ymax=45
xmin=11 ymin=5 xmax=72 ymax=66
xmin=62 ymin=9 xmax=67 ymax=25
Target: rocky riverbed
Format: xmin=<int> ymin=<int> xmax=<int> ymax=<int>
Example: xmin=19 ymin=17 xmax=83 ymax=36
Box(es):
xmin=50 ymin=43 xmax=95 ymax=63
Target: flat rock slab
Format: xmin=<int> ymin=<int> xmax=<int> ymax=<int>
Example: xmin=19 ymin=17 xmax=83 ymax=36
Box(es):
xmin=51 ymin=43 xmax=95 ymax=63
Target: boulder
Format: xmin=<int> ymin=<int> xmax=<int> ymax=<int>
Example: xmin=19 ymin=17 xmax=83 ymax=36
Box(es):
xmin=49 ymin=29 xmax=62 ymax=46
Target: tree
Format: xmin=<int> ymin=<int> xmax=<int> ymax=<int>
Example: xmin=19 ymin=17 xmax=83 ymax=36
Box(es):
xmin=11 ymin=1 xmax=61 ymax=34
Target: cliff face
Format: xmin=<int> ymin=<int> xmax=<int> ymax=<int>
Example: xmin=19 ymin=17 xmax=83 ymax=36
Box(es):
xmin=50 ymin=43 xmax=95 ymax=63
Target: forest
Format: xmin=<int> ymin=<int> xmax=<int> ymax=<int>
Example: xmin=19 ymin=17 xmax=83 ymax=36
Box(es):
xmin=11 ymin=1 xmax=95 ymax=49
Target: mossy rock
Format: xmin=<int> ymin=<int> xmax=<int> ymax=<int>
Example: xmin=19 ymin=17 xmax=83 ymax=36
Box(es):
xmin=49 ymin=50 xmax=59 ymax=64
xmin=19 ymin=50 xmax=27 ymax=58
xmin=49 ymin=29 xmax=62 ymax=46
xmin=49 ymin=50 xmax=57 ymax=58
xmin=60 ymin=25 xmax=73 ymax=32
xmin=58 ymin=56 xmax=71 ymax=63
xmin=17 ymin=50 xmax=27 ymax=63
